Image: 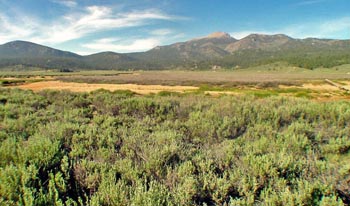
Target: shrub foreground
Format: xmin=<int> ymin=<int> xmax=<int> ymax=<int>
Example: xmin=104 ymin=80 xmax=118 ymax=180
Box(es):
xmin=0 ymin=89 xmax=350 ymax=205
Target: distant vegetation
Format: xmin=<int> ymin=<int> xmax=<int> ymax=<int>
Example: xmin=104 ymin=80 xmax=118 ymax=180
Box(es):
xmin=217 ymin=49 xmax=350 ymax=70
xmin=1 ymin=88 xmax=350 ymax=205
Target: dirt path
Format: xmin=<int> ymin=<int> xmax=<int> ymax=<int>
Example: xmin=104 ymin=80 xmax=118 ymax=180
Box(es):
xmin=11 ymin=80 xmax=198 ymax=94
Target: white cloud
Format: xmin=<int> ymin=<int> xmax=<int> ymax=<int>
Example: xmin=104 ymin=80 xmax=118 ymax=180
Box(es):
xmin=280 ymin=18 xmax=350 ymax=39
xmin=79 ymin=29 xmax=187 ymax=54
xmin=52 ymin=0 xmax=77 ymax=8
xmin=95 ymin=38 xmax=121 ymax=44
xmin=82 ymin=38 xmax=161 ymax=53
xmin=319 ymin=17 xmax=350 ymax=35
xmin=35 ymin=6 xmax=178 ymax=44
xmin=0 ymin=14 xmax=37 ymax=43
xmin=230 ymin=30 xmax=276 ymax=39
xmin=0 ymin=5 xmax=182 ymax=45
xmin=73 ymin=50 xmax=94 ymax=56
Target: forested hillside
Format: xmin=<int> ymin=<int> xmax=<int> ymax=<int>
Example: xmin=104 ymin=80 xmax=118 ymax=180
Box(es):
xmin=1 ymin=89 xmax=350 ymax=205
xmin=1 ymin=34 xmax=350 ymax=70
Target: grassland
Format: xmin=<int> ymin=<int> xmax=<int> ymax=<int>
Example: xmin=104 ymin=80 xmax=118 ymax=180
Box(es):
xmin=13 ymin=80 xmax=198 ymax=94
xmin=2 ymin=63 xmax=350 ymax=85
xmin=2 ymin=64 xmax=350 ymax=100
xmin=1 ymin=64 xmax=350 ymax=205
xmin=54 ymin=66 xmax=350 ymax=86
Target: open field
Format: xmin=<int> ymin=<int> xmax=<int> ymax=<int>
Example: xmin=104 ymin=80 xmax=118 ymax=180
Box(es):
xmin=11 ymin=80 xmax=198 ymax=94
xmin=6 ymin=79 xmax=350 ymax=100
xmin=54 ymin=67 xmax=350 ymax=86
xmin=1 ymin=64 xmax=350 ymax=86
xmin=3 ymin=65 xmax=350 ymax=100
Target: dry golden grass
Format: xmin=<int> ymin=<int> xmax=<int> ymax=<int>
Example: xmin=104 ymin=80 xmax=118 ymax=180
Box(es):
xmin=279 ymin=81 xmax=350 ymax=91
xmin=12 ymin=80 xmax=198 ymax=94
xmin=204 ymin=91 xmax=240 ymax=96
xmin=5 ymin=76 xmax=350 ymax=101
xmin=302 ymin=83 xmax=340 ymax=91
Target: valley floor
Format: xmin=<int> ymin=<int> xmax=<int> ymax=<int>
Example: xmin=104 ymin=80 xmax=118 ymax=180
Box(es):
xmin=2 ymin=66 xmax=350 ymax=101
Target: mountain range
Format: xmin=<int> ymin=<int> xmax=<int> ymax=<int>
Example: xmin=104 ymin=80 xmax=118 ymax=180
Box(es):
xmin=1 ymin=32 xmax=350 ymax=70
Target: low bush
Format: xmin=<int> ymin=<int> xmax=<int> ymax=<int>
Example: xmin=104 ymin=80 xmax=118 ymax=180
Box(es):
xmin=0 ymin=88 xmax=349 ymax=205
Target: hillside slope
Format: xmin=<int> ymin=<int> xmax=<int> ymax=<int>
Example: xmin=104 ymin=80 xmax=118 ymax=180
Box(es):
xmin=1 ymin=33 xmax=350 ymax=70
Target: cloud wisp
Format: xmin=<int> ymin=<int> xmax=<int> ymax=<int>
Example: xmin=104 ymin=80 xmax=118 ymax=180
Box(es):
xmin=0 ymin=4 xmax=182 ymax=45
xmin=295 ymin=0 xmax=328 ymax=6
xmin=231 ymin=16 xmax=350 ymax=40
xmin=79 ymin=29 xmax=186 ymax=54
xmin=82 ymin=38 xmax=161 ymax=53
xmin=230 ymin=30 xmax=277 ymax=39
xmin=51 ymin=0 xmax=77 ymax=8
xmin=39 ymin=6 xmax=180 ymax=44
xmin=0 ymin=13 xmax=38 ymax=43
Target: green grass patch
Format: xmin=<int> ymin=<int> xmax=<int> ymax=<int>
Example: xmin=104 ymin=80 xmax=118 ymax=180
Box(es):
xmin=0 ymin=78 xmax=48 ymax=86
xmin=156 ymin=91 xmax=182 ymax=97
xmin=247 ymin=90 xmax=279 ymax=98
xmin=198 ymin=84 xmax=240 ymax=92
xmin=0 ymin=79 xmax=26 ymax=86
xmin=294 ymin=91 xmax=313 ymax=98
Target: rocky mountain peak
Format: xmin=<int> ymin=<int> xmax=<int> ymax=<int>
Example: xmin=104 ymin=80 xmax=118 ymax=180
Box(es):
xmin=206 ymin=32 xmax=232 ymax=39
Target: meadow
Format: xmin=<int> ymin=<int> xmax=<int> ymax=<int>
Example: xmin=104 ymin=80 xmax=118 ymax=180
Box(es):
xmin=1 ymin=66 xmax=350 ymax=205
xmin=2 ymin=64 xmax=350 ymax=100
xmin=2 ymin=63 xmax=350 ymax=86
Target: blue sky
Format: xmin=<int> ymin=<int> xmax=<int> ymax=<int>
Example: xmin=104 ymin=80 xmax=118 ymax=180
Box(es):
xmin=0 ymin=0 xmax=349 ymax=54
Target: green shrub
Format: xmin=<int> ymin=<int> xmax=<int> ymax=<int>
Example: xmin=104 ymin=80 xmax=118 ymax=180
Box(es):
xmin=0 ymin=88 xmax=349 ymax=205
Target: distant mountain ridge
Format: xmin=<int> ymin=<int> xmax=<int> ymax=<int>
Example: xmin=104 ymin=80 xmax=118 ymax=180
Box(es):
xmin=1 ymin=32 xmax=350 ymax=70
xmin=0 ymin=40 xmax=80 ymax=58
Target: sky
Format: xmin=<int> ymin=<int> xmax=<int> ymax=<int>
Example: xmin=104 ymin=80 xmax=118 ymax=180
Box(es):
xmin=0 ymin=0 xmax=349 ymax=55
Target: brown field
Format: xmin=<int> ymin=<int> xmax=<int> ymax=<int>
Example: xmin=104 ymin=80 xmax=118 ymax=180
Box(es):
xmin=54 ymin=68 xmax=350 ymax=86
xmin=280 ymin=82 xmax=349 ymax=91
xmin=6 ymin=78 xmax=350 ymax=101
xmin=12 ymin=80 xmax=198 ymax=94
xmin=3 ymin=67 xmax=350 ymax=100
